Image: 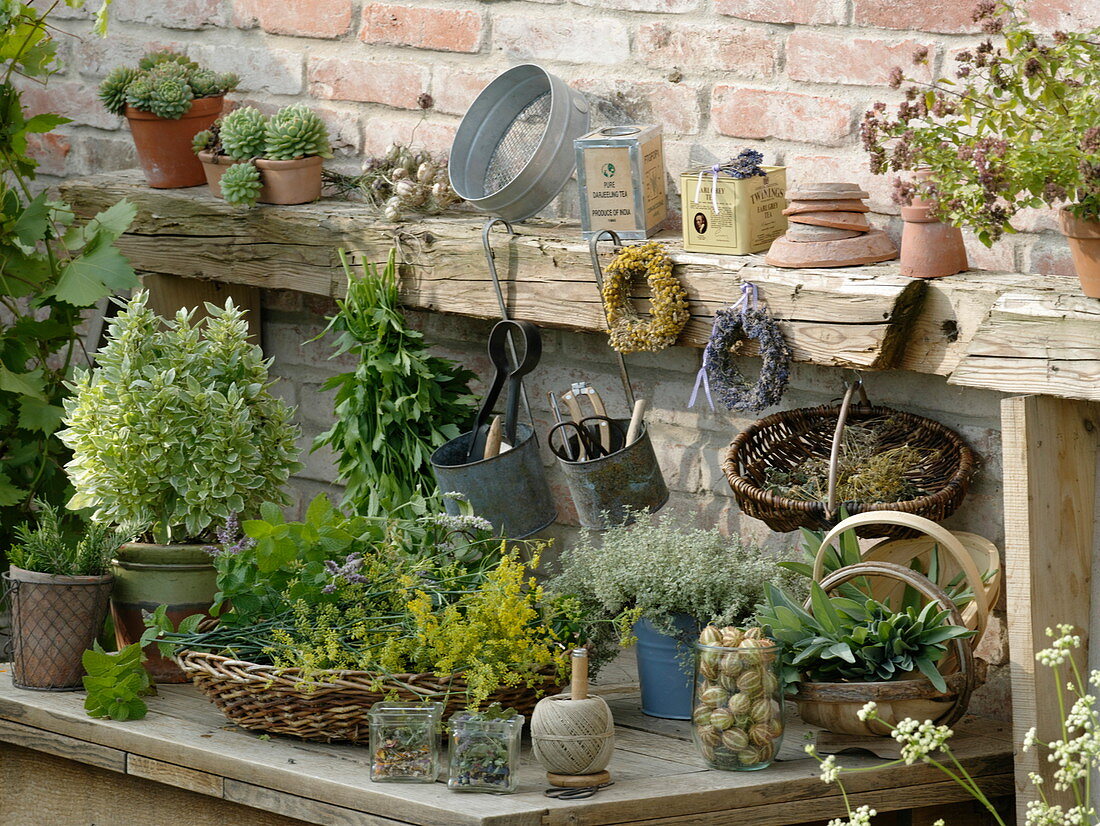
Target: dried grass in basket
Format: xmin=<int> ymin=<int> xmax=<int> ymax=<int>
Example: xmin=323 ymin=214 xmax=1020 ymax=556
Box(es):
xmin=174 ymin=649 xmax=561 ymax=743
xmin=722 ymin=380 xmax=975 ymax=539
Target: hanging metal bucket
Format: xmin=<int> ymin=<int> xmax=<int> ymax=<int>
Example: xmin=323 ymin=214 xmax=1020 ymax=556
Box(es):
xmin=431 ymin=423 xmax=556 ymax=538
xmin=556 ymin=419 xmax=668 ymax=529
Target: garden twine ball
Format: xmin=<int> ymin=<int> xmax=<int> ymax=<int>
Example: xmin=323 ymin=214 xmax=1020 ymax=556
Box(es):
xmin=531 ymin=693 xmax=616 ymax=776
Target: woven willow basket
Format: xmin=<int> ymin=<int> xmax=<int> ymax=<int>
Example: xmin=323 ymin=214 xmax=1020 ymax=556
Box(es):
xmin=175 ymin=649 xmax=561 ymax=743
xmin=723 ymin=381 xmax=975 ymax=539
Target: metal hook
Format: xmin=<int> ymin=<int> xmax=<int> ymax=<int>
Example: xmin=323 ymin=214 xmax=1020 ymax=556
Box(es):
xmin=588 ymin=230 xmax=635 ymax=408
xmin=481 ymin=217 xmax=533 ymax=426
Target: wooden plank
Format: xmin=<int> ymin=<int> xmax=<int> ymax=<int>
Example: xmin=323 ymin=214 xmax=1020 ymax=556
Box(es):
xmin=0 ymin=743 xmax=312 ymax=826
xmin=224 ymin=779 xmax=415 ymax=826
xmin=951 ymin=292 xmax=1100 ymax=401
xmin=60 ymin=170 xmax=929 ymax=371
xmin=1001 ymin=395 xmax=1100 ymax=821
xmin=0 ymin=716 xmax=126 ymax=773
xmin=128 ymin=753 xmax=225 ymax=797
xmin=142 ymin=273 xmax=262 ymax=344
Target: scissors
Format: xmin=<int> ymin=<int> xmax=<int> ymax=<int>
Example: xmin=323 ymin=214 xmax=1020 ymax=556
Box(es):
xmin=466 ymin=319 xmax=542 ymax=461
xmin=548 ymin=416 xmax=625 ymax=462
xmin=544 ymin=781 xmax=615 ymax=799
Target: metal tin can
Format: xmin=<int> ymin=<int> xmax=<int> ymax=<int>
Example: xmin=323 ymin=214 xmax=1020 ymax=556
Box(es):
xmin=575 ymin=124 xmax=667 ymax=240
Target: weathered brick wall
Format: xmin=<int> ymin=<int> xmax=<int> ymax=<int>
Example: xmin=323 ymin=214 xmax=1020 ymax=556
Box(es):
xmin=30 ymin=0 xmax=1099 ymax=273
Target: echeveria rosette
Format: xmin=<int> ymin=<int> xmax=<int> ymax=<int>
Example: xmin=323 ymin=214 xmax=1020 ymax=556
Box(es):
xmin=145 ymin=76 xmax=194 ymax=119
xmin=58 ymin=291 xmax=301 ymax=544
xmin=219 ymin=106 xmax=268 ymax=160
xmin=192 ymin=129 xmax=216 ymax=155
xmin=264 ymin=104 xmax=333 ymax=160
xmin=220 ymin=161 xmax=263 ymax=207
xmin=860 ymin=0 xmax=1100 ymax=244
xmin=98 ymin=66 xmax=140 ymax=116
xmin=98 ymin=51 xmax=237 ymax=119
xmin=138 ymin=50 xmax=197 ymax=72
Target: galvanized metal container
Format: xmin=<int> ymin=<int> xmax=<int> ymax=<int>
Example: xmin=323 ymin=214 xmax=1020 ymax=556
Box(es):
xmin=430 ymin=423 xmax=556 ymax=539
xmin=556 ymin=420 xmax=668 ymax=529
xmin=576 ymin=125 xmax=667 ymax=240
xmin=449 ymin=64 xmax=590 ymax=222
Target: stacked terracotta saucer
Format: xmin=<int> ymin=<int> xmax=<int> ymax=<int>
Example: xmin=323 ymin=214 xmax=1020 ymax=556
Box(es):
xmin=765 ymin=183 xmax=898 ymax=268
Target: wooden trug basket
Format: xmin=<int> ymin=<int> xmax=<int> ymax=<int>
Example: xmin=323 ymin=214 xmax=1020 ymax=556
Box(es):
xmin=723 ymin=381 xmax=976 ymax=539
xmin=175 ymin=649 xmax=560 ymax=743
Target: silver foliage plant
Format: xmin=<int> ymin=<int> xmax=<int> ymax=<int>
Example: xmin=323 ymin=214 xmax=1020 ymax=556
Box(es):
xmin=58 ymin=292 xmax=301 ymax=544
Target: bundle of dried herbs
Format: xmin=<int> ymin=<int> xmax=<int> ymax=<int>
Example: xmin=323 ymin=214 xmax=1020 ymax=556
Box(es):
xmin=323 ymin=144 xmax=460 ymax=221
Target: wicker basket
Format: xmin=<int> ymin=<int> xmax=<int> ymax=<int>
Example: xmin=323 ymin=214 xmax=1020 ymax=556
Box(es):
xmin=722 ymin=381 xmax=975 ymax=539
xmin=175 ymin=649 xmax=561 ymax=743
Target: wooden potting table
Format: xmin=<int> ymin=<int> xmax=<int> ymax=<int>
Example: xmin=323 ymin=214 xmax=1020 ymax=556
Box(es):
xmin=0 ymin=668 xmax=1012 ymax=826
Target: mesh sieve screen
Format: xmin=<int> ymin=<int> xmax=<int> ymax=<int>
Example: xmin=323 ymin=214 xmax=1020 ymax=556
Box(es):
xmin=483 ymin=92 xmax=551 ymax=196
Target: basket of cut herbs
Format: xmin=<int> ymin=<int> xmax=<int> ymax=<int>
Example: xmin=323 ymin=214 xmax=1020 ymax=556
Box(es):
xmin=160 ymin=495 xmax=579 ymax=743
xmin=722 ymin=379 xmax=975 ymax=538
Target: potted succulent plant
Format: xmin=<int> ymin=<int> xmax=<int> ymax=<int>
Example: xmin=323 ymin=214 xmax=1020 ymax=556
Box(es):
xmin=57 ymin=291 xmax=300 ymax=681
xmin=192 ymin=104 xmax=332 ymax=206
xmin=6 ymin=502 xmax=126 ymax=690
xmin=549 ymin=511 xmax=795 ymax=720
xmin=861 ymin=1 xmax=1100 ymax=295
xmin=99 ymin=51 xmax=238 ymax=189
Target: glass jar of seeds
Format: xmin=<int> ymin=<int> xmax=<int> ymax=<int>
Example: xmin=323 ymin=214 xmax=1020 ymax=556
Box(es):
xmin=368 ymin=701 xmax=444 ymax=783
xmin=692 ymin=625 xmax=784 ymax=771
xmin=447 ymin=707 xmax=524 ymax=794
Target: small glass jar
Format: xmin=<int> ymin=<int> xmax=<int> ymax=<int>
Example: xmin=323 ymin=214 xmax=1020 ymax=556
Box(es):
xmin=692 ymin=640 xmax=784 ymax=771
xmin=447 ymin=712 xmax=525 ymax=793
xmin=368 ymin=701 xmax=444 ymax=783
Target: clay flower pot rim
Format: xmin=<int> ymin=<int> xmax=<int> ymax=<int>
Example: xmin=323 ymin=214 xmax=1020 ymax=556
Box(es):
xmin=7 ymin=564 xmax=113 ymax=586
xmin=197 ymin=150 xmax=235 ymax=166
xmin=1059 ymin=207 xmax=1100 ymax=239
xmin=255 ymin=155 xmax=325 ymax=170
xmin=124 ymin=95 xmax=225 ymax=122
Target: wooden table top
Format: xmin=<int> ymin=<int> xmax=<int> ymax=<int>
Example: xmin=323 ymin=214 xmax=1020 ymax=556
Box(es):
xmin=0 ymin=670 xmax=1013 ymax=826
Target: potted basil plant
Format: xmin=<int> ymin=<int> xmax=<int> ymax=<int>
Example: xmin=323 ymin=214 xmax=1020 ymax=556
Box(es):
xmin=98 ymin=50 xmax=238 ymax=189
xmin=58 ymin=292 xmax=300 ymax=681
xmin=861 ymin=0 xmax=1100 ymax=296
xmin=549 ymin=511 xmax=795 ymax=720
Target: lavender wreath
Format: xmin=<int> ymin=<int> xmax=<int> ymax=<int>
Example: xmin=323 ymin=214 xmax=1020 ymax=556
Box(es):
xmin=703 ymin=305 xmax=791 ymax=413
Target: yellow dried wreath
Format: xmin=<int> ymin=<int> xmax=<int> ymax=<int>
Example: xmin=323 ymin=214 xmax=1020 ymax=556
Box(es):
xmin=601 ymin=242 xmax=690 ymax=353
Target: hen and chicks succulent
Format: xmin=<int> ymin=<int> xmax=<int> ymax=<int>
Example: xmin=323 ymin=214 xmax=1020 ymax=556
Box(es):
xmin=98 ymin=50 xmax=238 ymax=119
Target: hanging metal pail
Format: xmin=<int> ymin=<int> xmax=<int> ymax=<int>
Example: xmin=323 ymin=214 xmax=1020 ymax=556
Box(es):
xmin=431 ymin=423 xmax=556 ymax=539
xmin=556 ymin=420 xmax=668 ymax=529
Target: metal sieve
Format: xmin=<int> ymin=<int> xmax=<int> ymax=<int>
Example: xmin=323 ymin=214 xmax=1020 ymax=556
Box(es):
xmin=450 ymin=64 xmax=589 ymax=222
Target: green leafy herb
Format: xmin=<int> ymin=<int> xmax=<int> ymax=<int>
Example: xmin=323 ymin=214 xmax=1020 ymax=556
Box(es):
xmin=311 ymin=248 xmax=477 ymax=516
xmin=8 ymin=499 xmax=129 ymax=576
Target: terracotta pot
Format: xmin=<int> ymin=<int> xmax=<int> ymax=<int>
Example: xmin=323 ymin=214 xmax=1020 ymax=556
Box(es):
xmin=197 ymin=150 xmax=239 ymax=199
xmin=124 ymin=95 xmax=225 ymax=189
xmin=256 ymin=156 xmax=324 ymax=205
xmin=899 ymin=169 xmax=968 ymax=279
xmin=6 ymin=565 xmax=114 ymax=690
xmin=1059 ymin=208 xmax=1100 ymax=298
xmin=112 ymin=542 xmax=217 ymax=683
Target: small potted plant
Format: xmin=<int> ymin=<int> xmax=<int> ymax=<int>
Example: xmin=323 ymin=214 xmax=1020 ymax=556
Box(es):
xmin=861 ymin=1 xmax=1100 ymax=295
xmin=549 ymin=511 xmax=796 ymax=720
xmin=6 ymin=502 xmax=126 ymax=690
xmin=99 ymin=51 xmax=238 ymax=189
xmin=58 ymin=291 xmax=300 ymax=681
xmin=447 ymin=704 xmax=524 ymax=794
xmin=192 ymin=103 xmax=332 ymax=207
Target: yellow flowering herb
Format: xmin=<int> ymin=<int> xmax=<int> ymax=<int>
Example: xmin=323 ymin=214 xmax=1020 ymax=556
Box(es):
xmin=601 ymin=241 xmax=690 ymax=353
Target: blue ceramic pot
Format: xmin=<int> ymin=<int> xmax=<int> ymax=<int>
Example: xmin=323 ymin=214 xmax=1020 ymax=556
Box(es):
xmin=634 ymin=614 xmax=698 ymax=719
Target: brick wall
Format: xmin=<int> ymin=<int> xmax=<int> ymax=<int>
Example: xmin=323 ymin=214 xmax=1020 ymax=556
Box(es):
xmin=33 ymin=0 xmax=1098 ymax=274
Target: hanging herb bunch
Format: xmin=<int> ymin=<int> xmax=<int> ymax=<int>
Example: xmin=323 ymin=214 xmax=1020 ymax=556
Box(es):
xmin=324 ymin=144 xmax=461 ymax=221
xmin=601 ymin=242 xmax=690 ymax=353
xmin=312 ymin=248 xmax=477 ymax=516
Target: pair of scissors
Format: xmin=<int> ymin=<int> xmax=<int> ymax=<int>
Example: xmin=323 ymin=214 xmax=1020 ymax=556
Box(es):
xmin=544 ymin=781 xmax=615 ymax=799
xmin=466 ymin=319 xmax=542 ymax=461
xmin=548 ymin=416 xmax=624 ymax=462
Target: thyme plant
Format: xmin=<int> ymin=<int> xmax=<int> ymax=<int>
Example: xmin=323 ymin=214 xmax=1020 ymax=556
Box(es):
xmin=312 ymin=248 xmax=476 ymax=516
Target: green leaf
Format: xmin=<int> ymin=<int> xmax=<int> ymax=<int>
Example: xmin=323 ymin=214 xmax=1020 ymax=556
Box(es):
xmin=0 ymin=366 xmax=45 ymax=400
xmin=24 ymin=113 xmax=69 ymax=134
xmin=47 ymin=242 xmax=137 ymax=306
xmin=12 ymin=192 xmax=51 ymax=246
xmin=17 ymin=396 xmax=65 ymax=434
xmin=915 ymin=656 xmax=948 ymax=693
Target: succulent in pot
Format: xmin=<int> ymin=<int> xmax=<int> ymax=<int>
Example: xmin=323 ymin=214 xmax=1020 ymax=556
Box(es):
xmin=99 ymin=51 xmax=239 ymax=188
xmin=57 ymin=291 xmax=300 ymax=680
xmin=860 ymin=0 xmax=1100 ymax=296
xmin=193 ymin=104 xmax=332 ymax=206
xmin=548 ymin=510 xmax=798 ymax=720
xmin=6 ymin=502 xmax=127 ymax=690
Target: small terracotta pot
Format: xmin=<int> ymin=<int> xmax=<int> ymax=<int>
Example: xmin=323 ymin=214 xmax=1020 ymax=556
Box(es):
xmin=1059 ymin=208 xmax=1100 ymax=298
xmin=256 ymin=156 xmax=324 ymax=205
xmin=899 ymin=169 xmax=968 ymax=279
xmin=197 ymin=151 xmax=239 ymax=199
xmin=6 ymin=565 xmax=114 ymax=691
xmin=125 ymin=95 xmax=225 ymax=189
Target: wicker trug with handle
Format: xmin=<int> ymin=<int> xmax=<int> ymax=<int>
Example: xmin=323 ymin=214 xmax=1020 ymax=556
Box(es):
xmin=723 ymin=381 xmax=976 ymax=539
xmin=175 ymin=649 xmax=561 ymax=743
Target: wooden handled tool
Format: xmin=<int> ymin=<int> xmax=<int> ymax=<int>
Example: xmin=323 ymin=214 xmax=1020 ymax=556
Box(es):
xmin=626 ymin=398 xmax=648 ymax=445
xmin=483 ymin=415 xmax=504 ymax=459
